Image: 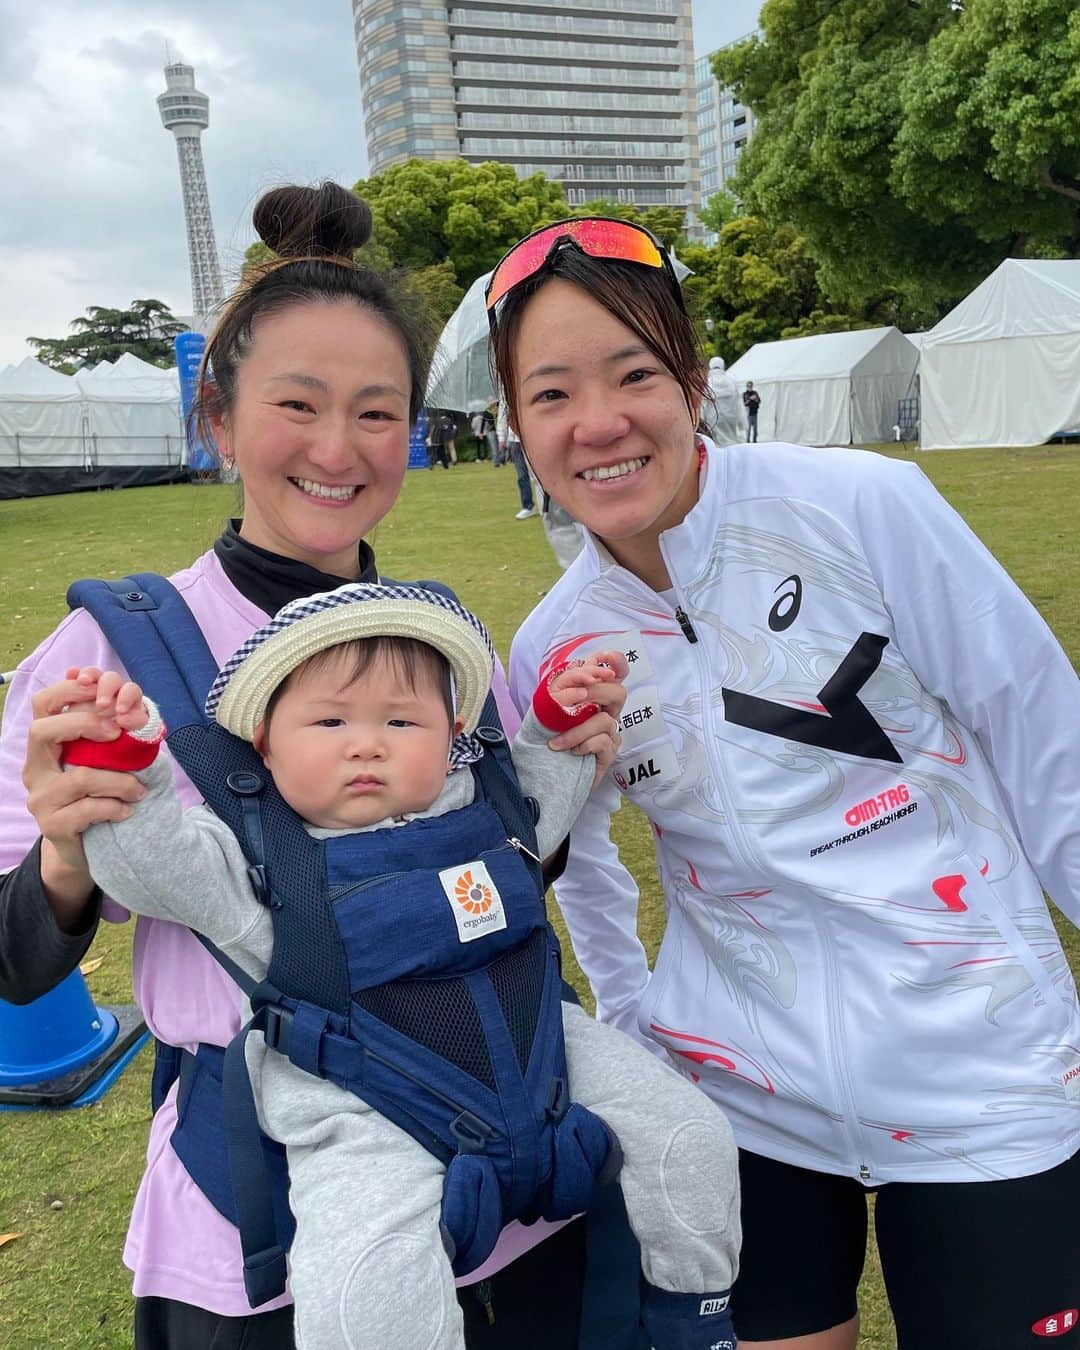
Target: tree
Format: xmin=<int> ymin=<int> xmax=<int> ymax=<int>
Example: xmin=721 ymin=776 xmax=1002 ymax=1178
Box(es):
xmin=714 ymin=0 xmax=1080 ymax=314
xmin=893 ymin=0 xmax=1080 ymax=258
xmin=698 ymin=190 xmax=738 ymax=238
xmin=681 ymin=216 xmax=906 ymax=363
xmin=354 ymin=159 xmax=567 ymax=292
xmin=28 ymin=299 xmax=186 ymax=373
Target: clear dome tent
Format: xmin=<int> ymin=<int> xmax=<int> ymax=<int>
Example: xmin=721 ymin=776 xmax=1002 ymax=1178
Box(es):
xmin=726 ymin=328 xmax=920 ymax=447
xmin=0 ymin=356 xmax=186 ymax=499
xmin=919 ymin=259 xmax=1080 ymax=451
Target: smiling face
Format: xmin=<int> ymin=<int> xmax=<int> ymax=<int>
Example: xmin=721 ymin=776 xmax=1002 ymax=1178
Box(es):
xmin=211 ymin=300 xmax=412 ymax=577
xmin=510 ymin=279 xmax=700 ymax=589
xmin=257 ymin=645 xmax=462 ymax=831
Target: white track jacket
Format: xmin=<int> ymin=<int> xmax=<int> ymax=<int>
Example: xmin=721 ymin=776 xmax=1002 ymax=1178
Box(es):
xmin=510 ymin=440 xmax=1080 ymax=1185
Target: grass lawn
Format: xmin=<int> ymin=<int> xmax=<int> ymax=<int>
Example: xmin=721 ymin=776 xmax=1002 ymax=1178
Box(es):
xmin=1 ymin=444 xmax=1078 ymax=1348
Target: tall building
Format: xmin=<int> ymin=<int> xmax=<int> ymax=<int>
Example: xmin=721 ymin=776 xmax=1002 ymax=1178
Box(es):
xmin=157 ymin=62 xmax=224 ymax=321
xmin=695 ymin=40 xmax=758 ymax=227
xmin=354 ymin=1 xmax=699 ymax=216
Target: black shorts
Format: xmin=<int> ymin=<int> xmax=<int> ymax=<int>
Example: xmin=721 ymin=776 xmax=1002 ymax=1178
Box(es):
xmin=734 ymin=1146 xmax=1080 ymax=1348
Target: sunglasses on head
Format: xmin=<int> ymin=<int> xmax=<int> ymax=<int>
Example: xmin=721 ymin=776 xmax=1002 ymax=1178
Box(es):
xmin=485 ymin=216 xmax=684 ymax=320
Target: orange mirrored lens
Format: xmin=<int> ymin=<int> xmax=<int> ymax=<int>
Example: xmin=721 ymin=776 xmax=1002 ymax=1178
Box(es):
xmin=486 ymin=218 xmax=664 ymax=311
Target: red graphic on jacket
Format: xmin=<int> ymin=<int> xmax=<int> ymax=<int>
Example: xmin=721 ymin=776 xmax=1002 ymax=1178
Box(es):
xmin=1032 ymin=1309 xmax=1078 ymax=1337
xmin=930 ymin=859 xmax=989 ymax=913
xmin=650 ymin=1022 xmax=775 ymax=1094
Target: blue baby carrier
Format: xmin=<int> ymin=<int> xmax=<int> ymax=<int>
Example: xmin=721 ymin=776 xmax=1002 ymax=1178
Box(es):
xmin=69 ymin=573 xmax=623 ymax=1313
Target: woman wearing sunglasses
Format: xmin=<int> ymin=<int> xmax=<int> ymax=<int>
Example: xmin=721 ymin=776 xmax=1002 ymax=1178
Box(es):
xmin=495 ymin=218 xmax=1080 ymax=1350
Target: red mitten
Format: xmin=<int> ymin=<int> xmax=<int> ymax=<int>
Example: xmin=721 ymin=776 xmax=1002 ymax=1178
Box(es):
xmin=61 ymin=699 xmax=166 ymax=772
xmin=532 ymin=663 xmax=601 ymax=734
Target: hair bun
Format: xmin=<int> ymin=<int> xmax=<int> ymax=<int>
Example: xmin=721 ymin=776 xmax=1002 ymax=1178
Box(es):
xmin=253 ymin=182 xmax=373 ymax=262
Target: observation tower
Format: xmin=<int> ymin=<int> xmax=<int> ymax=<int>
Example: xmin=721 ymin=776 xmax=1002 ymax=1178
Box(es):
xmin=157 ymin=62 xmax=223 ymax=320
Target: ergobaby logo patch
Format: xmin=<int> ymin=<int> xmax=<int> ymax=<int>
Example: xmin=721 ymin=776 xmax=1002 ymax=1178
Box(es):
xmin=700 ymin=1295 xmax=730 ymax=1317
xmin=612 ymin=740 xmax=680 ymax=793
xmin=440 ymin=860 xmax=507 ymax=944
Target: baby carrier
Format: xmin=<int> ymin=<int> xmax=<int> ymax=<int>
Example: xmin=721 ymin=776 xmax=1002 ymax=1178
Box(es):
xmin=69 ymin=574 xmax=622 ymax=1310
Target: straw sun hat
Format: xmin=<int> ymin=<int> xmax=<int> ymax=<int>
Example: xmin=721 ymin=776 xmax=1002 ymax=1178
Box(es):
xmin=205 ymin=583 xmax=495 ymax=743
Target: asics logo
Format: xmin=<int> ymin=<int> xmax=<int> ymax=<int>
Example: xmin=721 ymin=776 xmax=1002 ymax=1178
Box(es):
xmin=768 ymin=574 xmax=802 ymax=632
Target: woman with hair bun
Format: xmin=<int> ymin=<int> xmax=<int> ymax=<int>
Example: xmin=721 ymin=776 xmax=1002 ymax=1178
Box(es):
xmin=0 ymin=184 xmax=625 ymax=1350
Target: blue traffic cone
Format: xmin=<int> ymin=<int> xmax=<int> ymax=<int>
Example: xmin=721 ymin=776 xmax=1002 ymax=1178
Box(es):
xmin=0 ymin=971 xmax=147 ymax=1109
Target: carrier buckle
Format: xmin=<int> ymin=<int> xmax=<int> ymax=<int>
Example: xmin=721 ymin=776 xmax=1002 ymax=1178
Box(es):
xmin=247 ymin=863 xmax=270 ymax=906
xmin=262 ymin=1005 xmax=294 ymax=1056
xmin=545 ymin=1076 xmax=568 ymax=1121
xmin=450 ymin=1110 xmax=495 ymax=1154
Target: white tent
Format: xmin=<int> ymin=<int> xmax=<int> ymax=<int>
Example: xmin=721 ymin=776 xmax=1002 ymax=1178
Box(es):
xmin=0 ymin=356 xmax=186 ymax=499
xmin=75 ymin=354 xmax=184 ymax=467
xmin=919 ymin=259 xmax=1080 ymax=451
xmin=0 ymin=358 xmax=88 ymax=469
xmin=727 ymin=327 xmax=919 ymax=446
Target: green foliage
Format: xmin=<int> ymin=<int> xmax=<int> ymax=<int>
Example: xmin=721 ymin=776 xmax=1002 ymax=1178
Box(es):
xmin=27 ymin=300 xmax=185 ymax=372
xmin=714 ymin=0 xmax=1080 ymax=313
xmin=893 ymin=0 xmax=1080 ymax=254
xmin=683 ymin=216 xmax=897 ymax=362
xmin=353 ymin=159 xmax=567 ymax=291
xmin=698 ymin=189 xmax=738 ymax=237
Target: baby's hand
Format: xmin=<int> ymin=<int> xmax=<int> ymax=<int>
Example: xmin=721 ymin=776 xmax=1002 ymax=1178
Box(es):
xmin=542 ymin=651 xmax=629 ymax=785
xmin=69 ymin=667 xmax=150 ymax=738
xmin=546 ymin=651 xmax=629 ymax=717
xmin=60 ymin=668 xmax=163 ymax=775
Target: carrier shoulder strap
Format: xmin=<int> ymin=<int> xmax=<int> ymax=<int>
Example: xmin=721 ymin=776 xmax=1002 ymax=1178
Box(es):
xmin=66 ymin=573 xmax=219 ymax=731
xmin=66 ymin=573 xmax=264 ymax=1002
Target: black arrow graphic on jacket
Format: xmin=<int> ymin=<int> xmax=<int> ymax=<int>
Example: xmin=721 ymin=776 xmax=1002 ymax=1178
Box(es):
xmin=723 ymin=632 xmax=902 ymax=764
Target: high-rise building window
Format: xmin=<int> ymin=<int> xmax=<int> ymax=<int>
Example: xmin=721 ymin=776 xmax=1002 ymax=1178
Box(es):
xmin=354 ymin=0 xmax=699 ymax=222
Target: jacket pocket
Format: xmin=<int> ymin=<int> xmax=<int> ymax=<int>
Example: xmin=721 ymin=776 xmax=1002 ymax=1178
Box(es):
xmin=953 ymin=852 xmax=1073 ymax=1018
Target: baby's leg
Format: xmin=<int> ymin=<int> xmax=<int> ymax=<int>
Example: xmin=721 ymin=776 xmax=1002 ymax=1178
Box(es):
xmin=283 ymin=1106 xmax=465 ymax=1350
xmin=562 ymin=1002 xmax=740 ymax=1348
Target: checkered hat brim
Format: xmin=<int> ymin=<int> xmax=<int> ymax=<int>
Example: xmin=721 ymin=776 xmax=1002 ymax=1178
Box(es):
xmin=206 ymin=583 xmax=495 ymax=745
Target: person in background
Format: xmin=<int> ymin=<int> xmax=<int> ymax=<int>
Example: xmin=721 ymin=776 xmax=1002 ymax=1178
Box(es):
xmin=742 ymin=381 xmax=761 ymax=443
xmin=426 ymin=409 xmax=457 ymax=470
xmin=469 ymin=404 xmax=496 ymax=461
xmin=702 ymin=356 xmax=744 ymax=446
xmin=496 ymin=396 xmax=536 ymax=519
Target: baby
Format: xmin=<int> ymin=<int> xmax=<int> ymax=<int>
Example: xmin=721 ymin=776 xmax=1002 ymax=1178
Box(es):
xmin=62 ymin=583 xmax=740 ymax=1350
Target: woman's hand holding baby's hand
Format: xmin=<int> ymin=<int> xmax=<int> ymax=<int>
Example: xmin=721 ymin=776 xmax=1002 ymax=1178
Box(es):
xmin=546 ymin=650 xmax=629 ymax=784
xmin=72 ymin=667 xmax=150 ymax=734
xmin=24 ymin=668 xmax=150 ymax=921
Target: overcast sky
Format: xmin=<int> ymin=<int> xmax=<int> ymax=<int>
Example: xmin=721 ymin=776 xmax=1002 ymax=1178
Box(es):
xmin=0 ymin=1 xmax=761 ymax=366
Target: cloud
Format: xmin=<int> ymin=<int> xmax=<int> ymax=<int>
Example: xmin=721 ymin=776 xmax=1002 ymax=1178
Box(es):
xmin=0 ymin=0 xmax=762 ymax=367
xmin=0 ymin=0 xmax=366 ymax=363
